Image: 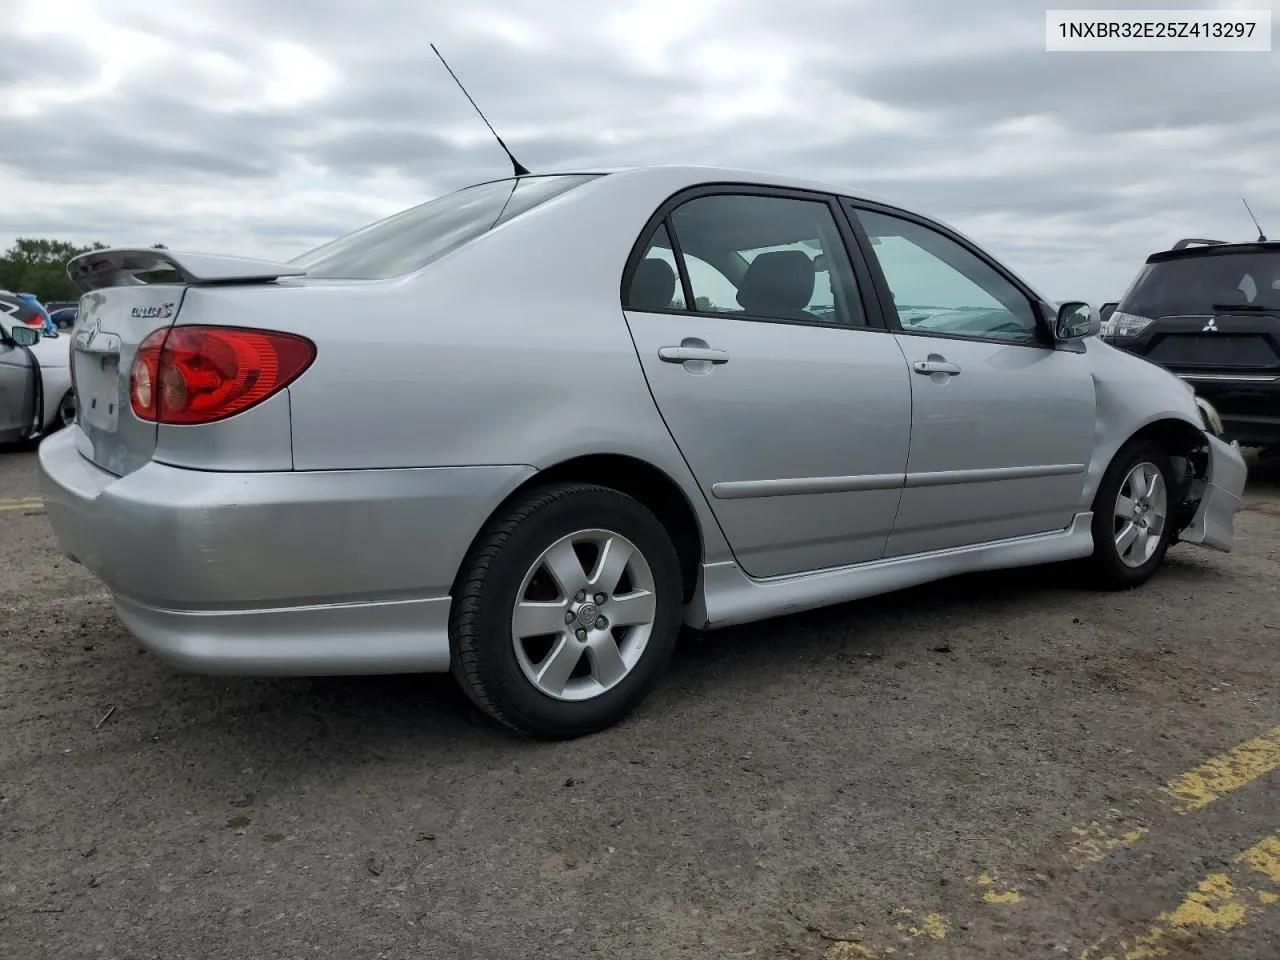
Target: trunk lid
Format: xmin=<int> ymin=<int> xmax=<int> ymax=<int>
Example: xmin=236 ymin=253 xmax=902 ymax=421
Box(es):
xmin=65 ymin=247 xmax=306 ymax=476
xmin=70 ymin=286 xmax=187 ymax=475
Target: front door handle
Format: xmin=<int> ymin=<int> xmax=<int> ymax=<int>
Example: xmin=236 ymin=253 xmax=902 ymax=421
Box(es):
xmin=913 ymin=359 xmax=961 ymax=376
xmin=659 ymin=345 xmax=729 ymax=365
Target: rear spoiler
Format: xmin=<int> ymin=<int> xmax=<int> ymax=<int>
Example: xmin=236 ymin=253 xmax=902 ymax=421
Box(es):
xmin=66 ymin=248 xmax=307 ymax=293
xmin=1171 ymin=238 xmax=1227 ymax=250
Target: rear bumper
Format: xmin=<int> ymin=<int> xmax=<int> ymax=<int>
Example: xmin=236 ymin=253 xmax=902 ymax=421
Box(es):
xmin=37 ymin=427 xmax=536 ymax=675
xmin=1179 ymin=433 xmax=1248 ymax=552
xmin=110 ymin=594 xmax=456 ymax=676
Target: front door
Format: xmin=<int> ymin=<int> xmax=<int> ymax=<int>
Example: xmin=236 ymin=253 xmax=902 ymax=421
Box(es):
xmin=849 ymin=205 xmax=1097 ymax=557
xmin=622 ymin=189 xmax=913 ymax=579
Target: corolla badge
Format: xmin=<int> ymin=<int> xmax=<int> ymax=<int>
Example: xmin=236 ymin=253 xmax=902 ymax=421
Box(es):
xmin=1202 ymin=318 xmax=1219 ymax=332
xmin=130 ymin=302 xmax=175 ymax=319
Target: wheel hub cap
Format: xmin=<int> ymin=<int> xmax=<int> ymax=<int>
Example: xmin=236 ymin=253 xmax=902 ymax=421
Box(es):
xmin=510 ymin=528 xmax=659 ymax=702
xmin=575 ymin=602 xmax=600 ymax=629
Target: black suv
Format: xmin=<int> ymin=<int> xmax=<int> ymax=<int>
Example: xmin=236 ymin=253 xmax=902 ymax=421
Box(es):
xmin=1103 ymin=238 xmax=1280 ymax=454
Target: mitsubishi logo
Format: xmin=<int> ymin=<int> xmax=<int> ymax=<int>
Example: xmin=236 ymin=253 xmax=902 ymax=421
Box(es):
xmin=1202 ymin=318 xmax=1219 ymax=333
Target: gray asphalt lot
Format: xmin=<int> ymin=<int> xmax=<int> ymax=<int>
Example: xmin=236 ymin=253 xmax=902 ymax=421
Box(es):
xmin=1 ymin=441 xmax=1277 ymax=960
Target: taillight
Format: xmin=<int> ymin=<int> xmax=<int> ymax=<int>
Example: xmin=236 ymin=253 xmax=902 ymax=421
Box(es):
xmin=1099 ymin=311 xmax=1155 ymax=340
xmin=130 ymin=325 xmax=315 ymax=424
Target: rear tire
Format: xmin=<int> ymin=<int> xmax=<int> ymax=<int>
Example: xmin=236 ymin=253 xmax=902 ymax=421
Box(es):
xmin=449 ymin=482 xmax=683 ymax=740
xmin=57 ymin=391 xmax=76 ymax=430
xmin=1086 ymin=439 xmax=1177 ymax=590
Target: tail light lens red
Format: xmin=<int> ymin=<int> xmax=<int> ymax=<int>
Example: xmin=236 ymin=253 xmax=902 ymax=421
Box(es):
xmin=130 ymin=325 xmax=315 ymax=424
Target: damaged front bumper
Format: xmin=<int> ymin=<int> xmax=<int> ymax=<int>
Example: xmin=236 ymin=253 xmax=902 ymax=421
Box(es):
xmin=1177 ymin=430 xmax=1247 ymax=552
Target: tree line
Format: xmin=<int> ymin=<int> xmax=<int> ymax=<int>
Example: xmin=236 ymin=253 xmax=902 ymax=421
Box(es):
xmin=1 ymin=238 xmax=167 ymax=303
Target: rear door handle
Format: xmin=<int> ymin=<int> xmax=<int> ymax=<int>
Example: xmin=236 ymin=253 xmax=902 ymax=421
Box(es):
xmin=659 ymin=345 xmax=729 ymax=364
xmin=913 ymin=359 xmax=961 ymax=376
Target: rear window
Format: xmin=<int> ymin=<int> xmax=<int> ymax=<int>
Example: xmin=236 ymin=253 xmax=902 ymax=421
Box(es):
xmin=292 ymin=174 xmax=600 ymax=280
xmin=1120 ymin=250 xmax=1280 ymax=318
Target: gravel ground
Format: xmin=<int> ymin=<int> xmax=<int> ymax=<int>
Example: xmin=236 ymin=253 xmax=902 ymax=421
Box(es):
xmin=1 ymin=442 xmax=1277 ymax=960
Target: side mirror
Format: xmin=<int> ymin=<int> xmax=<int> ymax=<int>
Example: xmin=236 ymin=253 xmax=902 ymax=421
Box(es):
xmin=9 ymin=324 xmax=40 ymax=347
xmin=1055 ymin=301 xmax=1100 ymax=341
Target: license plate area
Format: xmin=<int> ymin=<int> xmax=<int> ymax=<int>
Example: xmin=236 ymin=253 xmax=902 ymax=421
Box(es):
xmin=75 ymin=353 xmax=122 ymax=432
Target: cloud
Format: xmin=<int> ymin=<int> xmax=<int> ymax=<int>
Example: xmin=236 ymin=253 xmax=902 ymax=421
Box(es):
xmin=1 ymin=0 xmax=1277 ymax=302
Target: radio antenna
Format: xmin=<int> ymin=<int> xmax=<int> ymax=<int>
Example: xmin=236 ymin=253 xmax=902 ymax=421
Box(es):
xmin=1242 ymin=197 xmax=1267 ymax=242
xmin=430 ymin=43 xmax=530 ymax=178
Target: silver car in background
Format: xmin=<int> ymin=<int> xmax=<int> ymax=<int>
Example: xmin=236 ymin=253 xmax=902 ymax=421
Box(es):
xmin=38 ymin=165 xmax=1247 ymax=739
xmin=1 ymin=309 xmax=75 ymax=442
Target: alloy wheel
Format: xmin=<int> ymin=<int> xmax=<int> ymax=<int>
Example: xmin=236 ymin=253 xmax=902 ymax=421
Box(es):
xmin=510 ymin=528 xmax=658 ymax=702
xmin=1113 ymin=461 xmax=1168 ymax=568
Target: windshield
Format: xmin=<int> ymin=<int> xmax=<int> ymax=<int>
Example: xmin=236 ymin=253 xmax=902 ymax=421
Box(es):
xmin=291 ymin=174 xmax=600 ymax=280
xmin=1120 ymin=251 xmax=1280 ymax=317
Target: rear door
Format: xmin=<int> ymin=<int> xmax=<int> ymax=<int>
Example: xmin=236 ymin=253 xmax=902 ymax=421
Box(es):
xmin=621 ymin=187 xmax=913 ymax=579
xmin=71 ymin=287 xmax=186 ymax=475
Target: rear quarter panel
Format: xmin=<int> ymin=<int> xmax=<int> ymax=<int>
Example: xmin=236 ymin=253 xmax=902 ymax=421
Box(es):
xmin=190 ymin=170 xmax=735 ymax=563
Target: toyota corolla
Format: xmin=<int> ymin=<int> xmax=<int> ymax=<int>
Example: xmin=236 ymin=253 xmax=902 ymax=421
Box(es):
xmin=38 ymin=165 xmax=1247 ymax=739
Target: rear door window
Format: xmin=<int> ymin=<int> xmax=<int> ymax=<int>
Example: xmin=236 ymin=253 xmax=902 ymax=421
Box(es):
xmin=625 ymin=192 xmax=868 ymax=326
xmin=625 ymin=224 xmax=739 ymax=312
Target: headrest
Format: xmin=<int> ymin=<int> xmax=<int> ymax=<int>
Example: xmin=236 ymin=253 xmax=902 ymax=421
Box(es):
xmin=736 ymin=250 xmax=815 ymax=316
xmin=629 ymin=258 xmax=677 ymax=311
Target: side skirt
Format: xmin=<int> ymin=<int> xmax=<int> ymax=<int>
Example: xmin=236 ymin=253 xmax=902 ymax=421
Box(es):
xmin=686 ymin=512 xmax=1095 ymax=629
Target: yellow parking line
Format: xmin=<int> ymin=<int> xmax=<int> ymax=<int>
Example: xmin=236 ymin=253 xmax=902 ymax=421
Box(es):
xmin=1064 ymin=722 xmax=1280 ymax=870
xmin=1080 ymin=832 xmax=1280 ymax=960
xmin=968 ymin=871 xmax=1022 ymax=904
xmin=825 ymin=945 xmax=883 ymax=959
xmin=817 ymin=725 xmax=1280 ymax=956
xmin=0 ymin=497 xmax=43 ymax=512
xmin=1066 ymin=823 xmax=1149 ymax=869
xmin=1163 ymin=725 xmax=1280 ymax=813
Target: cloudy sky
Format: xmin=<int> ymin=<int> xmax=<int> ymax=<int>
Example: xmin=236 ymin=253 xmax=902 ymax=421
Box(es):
xmin=2 ymin=0 xmax=1277 ymax=303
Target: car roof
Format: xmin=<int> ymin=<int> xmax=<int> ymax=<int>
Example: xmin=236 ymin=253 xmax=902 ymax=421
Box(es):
xmin=439 ymin=163 xmax=1001 ymax=261
xmin=586 ymin=164 xmax=1047 ymax=293
xmin=561 ymin=164 xmax=1013 ymax=263
xmin=577 ymin=164 xmax=899 ymax=204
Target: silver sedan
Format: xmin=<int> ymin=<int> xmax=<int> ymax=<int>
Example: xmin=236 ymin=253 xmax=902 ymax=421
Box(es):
xmin=38 ymin=165 xmax=1247 ymax=739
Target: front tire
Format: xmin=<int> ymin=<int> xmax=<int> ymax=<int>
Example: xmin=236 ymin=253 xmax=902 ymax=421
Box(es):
xmin=450 ymin=482 xmax=683 ymax=739
xmin=1087 ymin=439 xmax=1177 ymax=590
